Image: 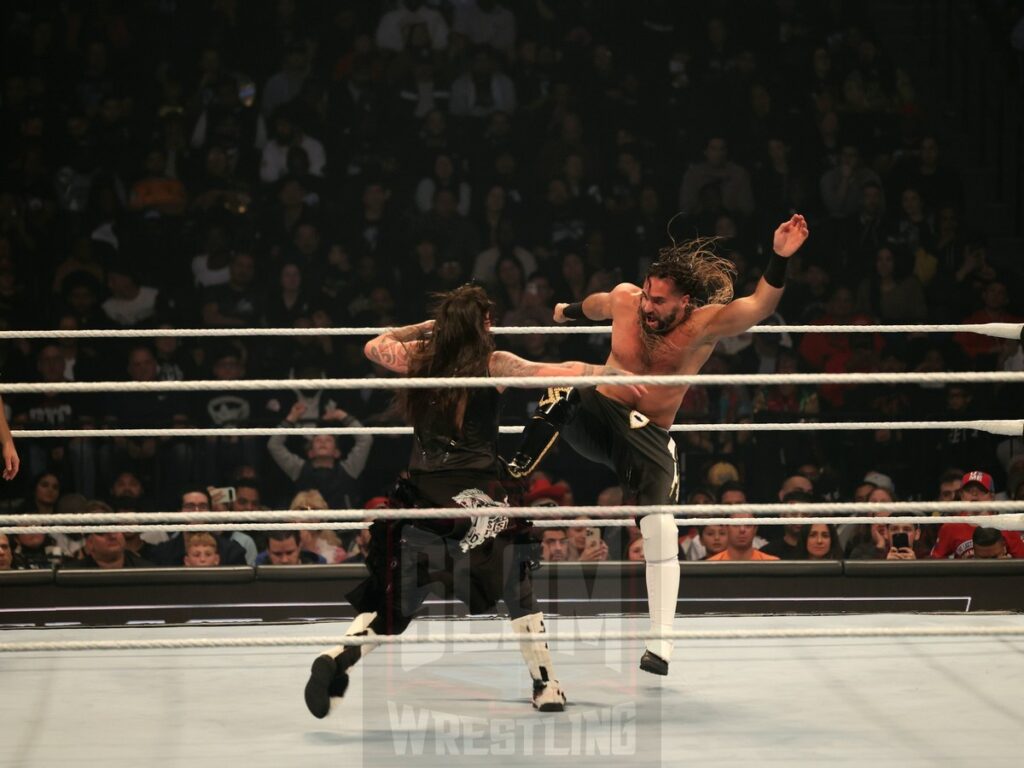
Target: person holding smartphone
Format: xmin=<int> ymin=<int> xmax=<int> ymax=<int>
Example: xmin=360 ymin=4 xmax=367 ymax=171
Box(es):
xmin=885 ymin=522 xmax=920 ymax=560
xmin=566 ymin=517 xmax=610 ymax=561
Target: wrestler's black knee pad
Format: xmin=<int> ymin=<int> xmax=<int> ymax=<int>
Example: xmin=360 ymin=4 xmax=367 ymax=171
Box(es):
xmin=507 ymin=387 xmax=580 ymax=478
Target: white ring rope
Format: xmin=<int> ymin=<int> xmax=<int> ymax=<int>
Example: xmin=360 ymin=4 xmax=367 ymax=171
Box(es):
xmin=0 ymin=322 xmax=1020 ymax=340
xmin=3 ymin=514 xmax=1020 ymax=535
xmin=4 ymin=501 xmax=1023 ymax=523
xmin=2 ymin=625 xmax=1023 ymax=653
xmin=10 ymin=419 xmax=1024 ymax=439
xmin=3 ymin=371 xmax=1023 ymax=394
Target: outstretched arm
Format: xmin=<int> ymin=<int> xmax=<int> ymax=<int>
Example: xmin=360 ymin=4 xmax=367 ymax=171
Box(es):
xmin=489 ymin=351 xmax=647 ymax=398
xmin=363 ymin=320 xmax=434 ymax=374
xmin=703 ymin=214 xmax=809 ymax=340
xmin=553 ymin=283 xmax=634 ymax=323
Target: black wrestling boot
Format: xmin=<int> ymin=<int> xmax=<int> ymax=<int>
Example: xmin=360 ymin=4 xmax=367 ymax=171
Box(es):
xmin=639 ymin=650 xmax=669 ymax=676
xmin=507 ymin=387 xmax=578 ymax=478
xmin=304 ymin=655 xmax=350 ymax=718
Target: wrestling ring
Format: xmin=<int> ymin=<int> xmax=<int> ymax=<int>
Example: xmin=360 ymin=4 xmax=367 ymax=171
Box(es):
xmin=1 ymin=321 xmax=1023 ymax=767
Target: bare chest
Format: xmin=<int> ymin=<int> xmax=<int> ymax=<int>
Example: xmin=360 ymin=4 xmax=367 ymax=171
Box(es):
xmin=609 ymin=310 xmax=713 ymax=375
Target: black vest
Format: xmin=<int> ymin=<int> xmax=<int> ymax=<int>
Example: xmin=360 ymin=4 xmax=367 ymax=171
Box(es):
xmin=409 ymin=387 xmax=501 ymax=475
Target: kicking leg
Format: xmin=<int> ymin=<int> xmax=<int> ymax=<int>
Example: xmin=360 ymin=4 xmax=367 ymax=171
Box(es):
xmin=639 ymin=513 xmax=680 ymax=675
xmin=507 ymin=387 xmax=579 ymax=478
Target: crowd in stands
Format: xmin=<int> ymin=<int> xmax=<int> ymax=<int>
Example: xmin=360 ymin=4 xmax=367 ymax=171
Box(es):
xmin=1 ymin=1 xmax=1022 ymax=567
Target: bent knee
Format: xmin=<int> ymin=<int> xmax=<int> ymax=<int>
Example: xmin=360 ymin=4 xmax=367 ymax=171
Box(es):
xmin=640 ymin=514 xmax=680 ymax=562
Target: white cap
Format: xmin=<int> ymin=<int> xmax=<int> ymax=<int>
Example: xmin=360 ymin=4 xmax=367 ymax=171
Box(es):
xmin=863 ymin=471 xmax=895 ymax=495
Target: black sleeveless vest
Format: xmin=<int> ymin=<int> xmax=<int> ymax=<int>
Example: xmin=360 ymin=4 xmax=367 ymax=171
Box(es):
xmin=409 ymin=386 xmax=501 ymax=475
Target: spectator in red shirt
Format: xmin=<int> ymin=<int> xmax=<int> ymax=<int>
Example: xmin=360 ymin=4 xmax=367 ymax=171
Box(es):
xmin=930 ymin=471 xmax=1024 ymax=559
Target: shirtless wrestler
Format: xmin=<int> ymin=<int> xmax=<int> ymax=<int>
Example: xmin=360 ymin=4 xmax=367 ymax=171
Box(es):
xmin=509 ymin=214 xmax=809 ymax=674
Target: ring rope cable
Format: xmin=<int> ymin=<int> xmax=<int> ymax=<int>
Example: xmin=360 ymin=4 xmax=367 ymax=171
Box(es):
xmin=4 ymin=514 xmax=1022 ymax=535
xmin=3 ymin=625 xmax=1024 ymax=653
xmin=3 ymin=371 xmax=1024 ymax=395
xmin=10 ymin=418 xmax=1024 ymax=439
xmin=0 ymin=321 xmax=1020 ymax=340
xmin=3 ymin=501 xmax=1019 ymax=524
xmin=4 ymin=501 xmax=1022 ymax=522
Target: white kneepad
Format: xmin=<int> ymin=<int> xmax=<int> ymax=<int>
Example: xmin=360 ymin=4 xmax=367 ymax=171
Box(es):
xmin=640 ymin=514 xmax=679 ymax=563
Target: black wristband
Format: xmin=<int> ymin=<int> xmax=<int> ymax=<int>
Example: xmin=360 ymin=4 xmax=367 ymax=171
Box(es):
xmin=562 ymin=302 xmax=586 ymax=320
xmin=763 ymin=252 xmax=788 ymax=288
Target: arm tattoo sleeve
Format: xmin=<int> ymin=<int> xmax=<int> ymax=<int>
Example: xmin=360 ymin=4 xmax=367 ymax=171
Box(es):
xmin=490 ymin=352 xmax=540 ymax=378
xmin=366 ymin=338 xmax=405 ymax=368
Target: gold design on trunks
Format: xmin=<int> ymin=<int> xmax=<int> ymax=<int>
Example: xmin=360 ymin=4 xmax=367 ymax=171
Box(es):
xmin=539 ymin=387 xmax=572 ymax=409
xmin=629 ymin=410 xmax=650 ymax=429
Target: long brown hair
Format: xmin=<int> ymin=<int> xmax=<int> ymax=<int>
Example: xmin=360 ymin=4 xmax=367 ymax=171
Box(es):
xmin=402 ymin=284 xmax=495 ymax=433
xmin=647 ymin=236 xmax=736 ymax=308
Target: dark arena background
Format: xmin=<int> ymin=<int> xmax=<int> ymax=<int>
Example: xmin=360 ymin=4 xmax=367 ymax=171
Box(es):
xmin=1 ymin=2 xmax=1023 ymax=766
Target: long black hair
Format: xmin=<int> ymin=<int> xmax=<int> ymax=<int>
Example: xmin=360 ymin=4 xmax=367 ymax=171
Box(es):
xmin=797 ymin=523 xmax=844 ymax=560
xmin=402 ymin=284 xmax=495 ymax=434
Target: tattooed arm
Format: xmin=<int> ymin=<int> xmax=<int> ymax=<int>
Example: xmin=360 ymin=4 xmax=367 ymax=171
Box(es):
xmin=488 ymin=351 xmax=647 ymax=398
xmin=363 ymin=320 xmax=434 ymax=373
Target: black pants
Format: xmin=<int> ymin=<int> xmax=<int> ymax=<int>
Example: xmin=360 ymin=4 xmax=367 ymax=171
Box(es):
xmin=562 ymin=388 xmax=680 ymax=505
xmin=347 ymin=474 xmax=537 ymax=636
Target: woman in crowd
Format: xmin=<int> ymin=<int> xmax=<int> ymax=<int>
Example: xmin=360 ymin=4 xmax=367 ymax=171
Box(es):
xmin=797 ymin=523 xmax=844 ymax=560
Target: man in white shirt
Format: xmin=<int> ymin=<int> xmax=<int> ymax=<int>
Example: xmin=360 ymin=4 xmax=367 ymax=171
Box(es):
xmin=101 ymin=262 xmax=159 ymax=327
xmin=260 ymin=109 xmax=325 ymax=184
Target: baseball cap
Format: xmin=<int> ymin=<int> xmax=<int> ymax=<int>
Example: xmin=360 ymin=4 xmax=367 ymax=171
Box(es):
xmin=960 ymin=470 xmax=994 ymax=493
xmin=524 ymin=476 xmax=570 ymax=506
xmin=863 ymin=471 xmax=895 ymax=495
xmin=364 ymin=496 xmax=390 ymax=510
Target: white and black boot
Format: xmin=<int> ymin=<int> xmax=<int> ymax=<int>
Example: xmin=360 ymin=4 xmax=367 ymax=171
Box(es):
xmin=304 ymin=612 xmax=379 ymax=718
xmin=511 ymin=612 xmax=566 ymax=712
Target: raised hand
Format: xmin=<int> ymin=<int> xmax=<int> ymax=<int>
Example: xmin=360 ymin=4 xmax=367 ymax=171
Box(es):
xmin=286 ymin=401 xmax=307 ymax=424
xmin=772 ymin=214 xmax=809 ymax=258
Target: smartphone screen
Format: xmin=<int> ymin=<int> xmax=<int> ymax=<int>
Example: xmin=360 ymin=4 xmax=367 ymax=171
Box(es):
xmin=891 ymin=532 xmax=910 ymax=550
